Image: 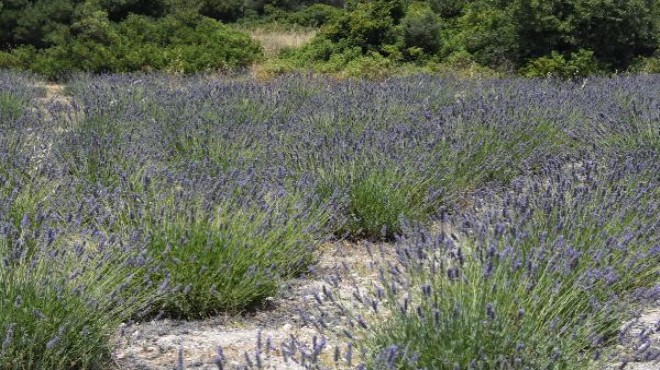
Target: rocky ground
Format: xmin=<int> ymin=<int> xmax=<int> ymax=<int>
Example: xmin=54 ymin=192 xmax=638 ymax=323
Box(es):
xmin=112 ymin=240 xmax=394 ymax=369
xmin=604 ymin=304 xmax=660 ymax=370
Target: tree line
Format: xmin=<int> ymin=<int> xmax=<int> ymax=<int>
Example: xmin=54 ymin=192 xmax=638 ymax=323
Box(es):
xmin=0 ymin=1 xmax=657 ymax=78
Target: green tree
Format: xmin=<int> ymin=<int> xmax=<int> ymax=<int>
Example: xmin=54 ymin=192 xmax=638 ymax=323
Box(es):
xmin=402 ymin=2 xmax=442 ymax=57
xmin=570 ymin=0 xmax=659 ymax=69
xmin=269 ymin=0 xmax=346 ymax=11
xmin=195 ymin=0 xmax=266 ymax=22
xmin=453 ymin=1 xmax=519 ymax=69
xmin=511 ymin=0 xmax=659 ymax=69
xmin=0 ymin=0 xmax=81 ymax=49
xmin=345 ymin=0 xmax=407 ymax=22
xmin=325 ymin=0 xmax=403 ymax=53
xmin=521 ymin=48 xmax=605 ymax=77
xmin=428 ymin=0 xmax=472 ymax=18
xmin=511 ymin=0 xmax=574 ymax=60
xmin=98 ymin=0 xmax=168 ymax=21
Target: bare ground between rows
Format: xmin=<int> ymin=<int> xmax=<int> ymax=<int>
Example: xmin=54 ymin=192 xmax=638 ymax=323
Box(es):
xmin=603 ymin=304 xmax=660 ymax=370
xmin=112 ymin=240 xmax=398 ymax=370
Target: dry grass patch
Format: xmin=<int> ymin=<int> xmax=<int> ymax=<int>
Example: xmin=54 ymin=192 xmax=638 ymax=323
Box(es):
xmin=250 ymin=28 xmax=317 ymax=57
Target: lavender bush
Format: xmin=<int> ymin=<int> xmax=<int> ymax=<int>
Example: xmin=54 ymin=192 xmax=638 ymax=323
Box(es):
xmin=354 ymin=155 xmax=659 ymax=369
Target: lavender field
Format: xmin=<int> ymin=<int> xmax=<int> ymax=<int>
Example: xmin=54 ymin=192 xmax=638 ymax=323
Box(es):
xmin=0 ymin=71 xmax=658 ymax=369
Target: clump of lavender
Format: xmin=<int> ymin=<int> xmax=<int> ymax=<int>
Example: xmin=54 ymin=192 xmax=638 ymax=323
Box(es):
xmin=0 ymin=230 xmax=158 ymax=369
xmin=298 ymin=154 xmax=658 ymax=369
xmin=133 ymin=188 xmax=330 ymax=318
xmin=0 ymin=70 xmax=42 ymax=124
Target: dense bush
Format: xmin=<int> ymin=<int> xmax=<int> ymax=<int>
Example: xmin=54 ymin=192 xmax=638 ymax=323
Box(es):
xmin=521 ymin=49 xmax=606 ymax=78
xmin=275 ymin=0 xmax=659 ymax=76
xmin=428 ymin=0 xmax=469 ymax=18
xmin=273 ymin=0 xmax=406 ymax=73
xmin=2 ymin=0 xmax=657 ymax=77
xmin=324 ymin=1 xmax=400 ymax=54
xmin=401 ymin=2 xmax=442 ymax=58
xmin=451 ymin=1 xmax=519 ymax=69
xmin=512 ymin=0 xmax=659 ymax=69
xmin=629 ymin=55 xmax=660 ymax=73
xmin=256 ymin=3 xmax=343 ymax=27
xmin=99 ymin=0 xmax=169 ymax=21
xmin=0 ymin=0 xmax=78 ymax=49
xmin=287 ymin=3 xmax=343 ymax=26
xmin=2 ymin=11 xmax=262 ymax=79
xmin=196 ymin=0 xmax=265 ymax=22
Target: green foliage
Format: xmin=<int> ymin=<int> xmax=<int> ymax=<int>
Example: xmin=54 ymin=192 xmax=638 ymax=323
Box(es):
xmin=274 ymin=0 xmax=415 ymax=74
xmin=325 ymin=1 xmax=400 ymax=54
xmin=401 ymin=3 xmax=442 ymax=57
xmin=510 ymin=0 xmax=659 ymax=70
xmin=0 ymin=51 xmax=20 ymax=69
xmin=99 ymin=0 xmax=168 ymax=21
xmin=428 ymin=0 xmax=470 ymax=18
xmin=352 ymin=0 xmax=408 ymax=23
xmin=196 ymin=0 xmax=267 ymax=22
xmin=522 ymin=49 xmax=606 ymax=78
xmin=569 ymin=0 xmax=659 ymax=69
xmin=259 ymin=3 xmax=343 ymax=27
xmin=285 ymin=3 xmax=343 ymax=26
xmin=1 ymin=0 xmax=657 ymax=77
xmin=0 ymin=0 xmax=78 ymax=49
xmin=271 ymin=0 xmax=346 ymax=11
xmin=628 ymin=54 xmax=660 ymax=73
xmin=197 ymin=0 xmax=247 ymax=22
xmin=342 ymin=51 xmax=396 ymax=78
xmin=511 ymin=0 xmax=574 ymax=61
xmin=364 ymin=167 xmax=658 ymax=369
xmin=5 ymin=11 xmax=262 ymax=79
xmin=140 ymin=196 xmax=326 ymax=318
xmin=0 ymin=236 xmax=157 ymax=369
xmin=452 ymin=2 xmax=519 ymax=70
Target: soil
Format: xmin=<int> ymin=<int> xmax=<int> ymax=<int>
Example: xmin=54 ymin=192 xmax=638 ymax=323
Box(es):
xmin=112 ymin=241 xmax=398 ymax=369
xmin=603 ymin=304 xmax=660 ymax=370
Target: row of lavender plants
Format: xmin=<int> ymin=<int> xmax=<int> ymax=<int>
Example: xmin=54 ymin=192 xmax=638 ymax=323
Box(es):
xmin=1 ymin=70 xmax=658 ymax=369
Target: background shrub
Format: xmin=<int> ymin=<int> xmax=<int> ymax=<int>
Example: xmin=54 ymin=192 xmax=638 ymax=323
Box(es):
xmin=2 ymin=0 xmax=657 ymax=77
xmin=521 ymin=49 xmax=606 ymax=78
xmin=628 ymin=55 xmax=660 ymax=73
xmin=401 ymin=3 xmax=442 ymax=58
xmin=10 ymin=12 xmax=262 ymax=79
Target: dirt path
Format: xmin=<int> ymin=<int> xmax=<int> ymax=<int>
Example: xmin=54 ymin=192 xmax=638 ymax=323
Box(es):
xmin=29 ymin=84 xmax=76 ymax=169
xmin=112 ymin=241 xmax=397 ymax=369
xmin=604 ymin=303 xmax=660 ymax=370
